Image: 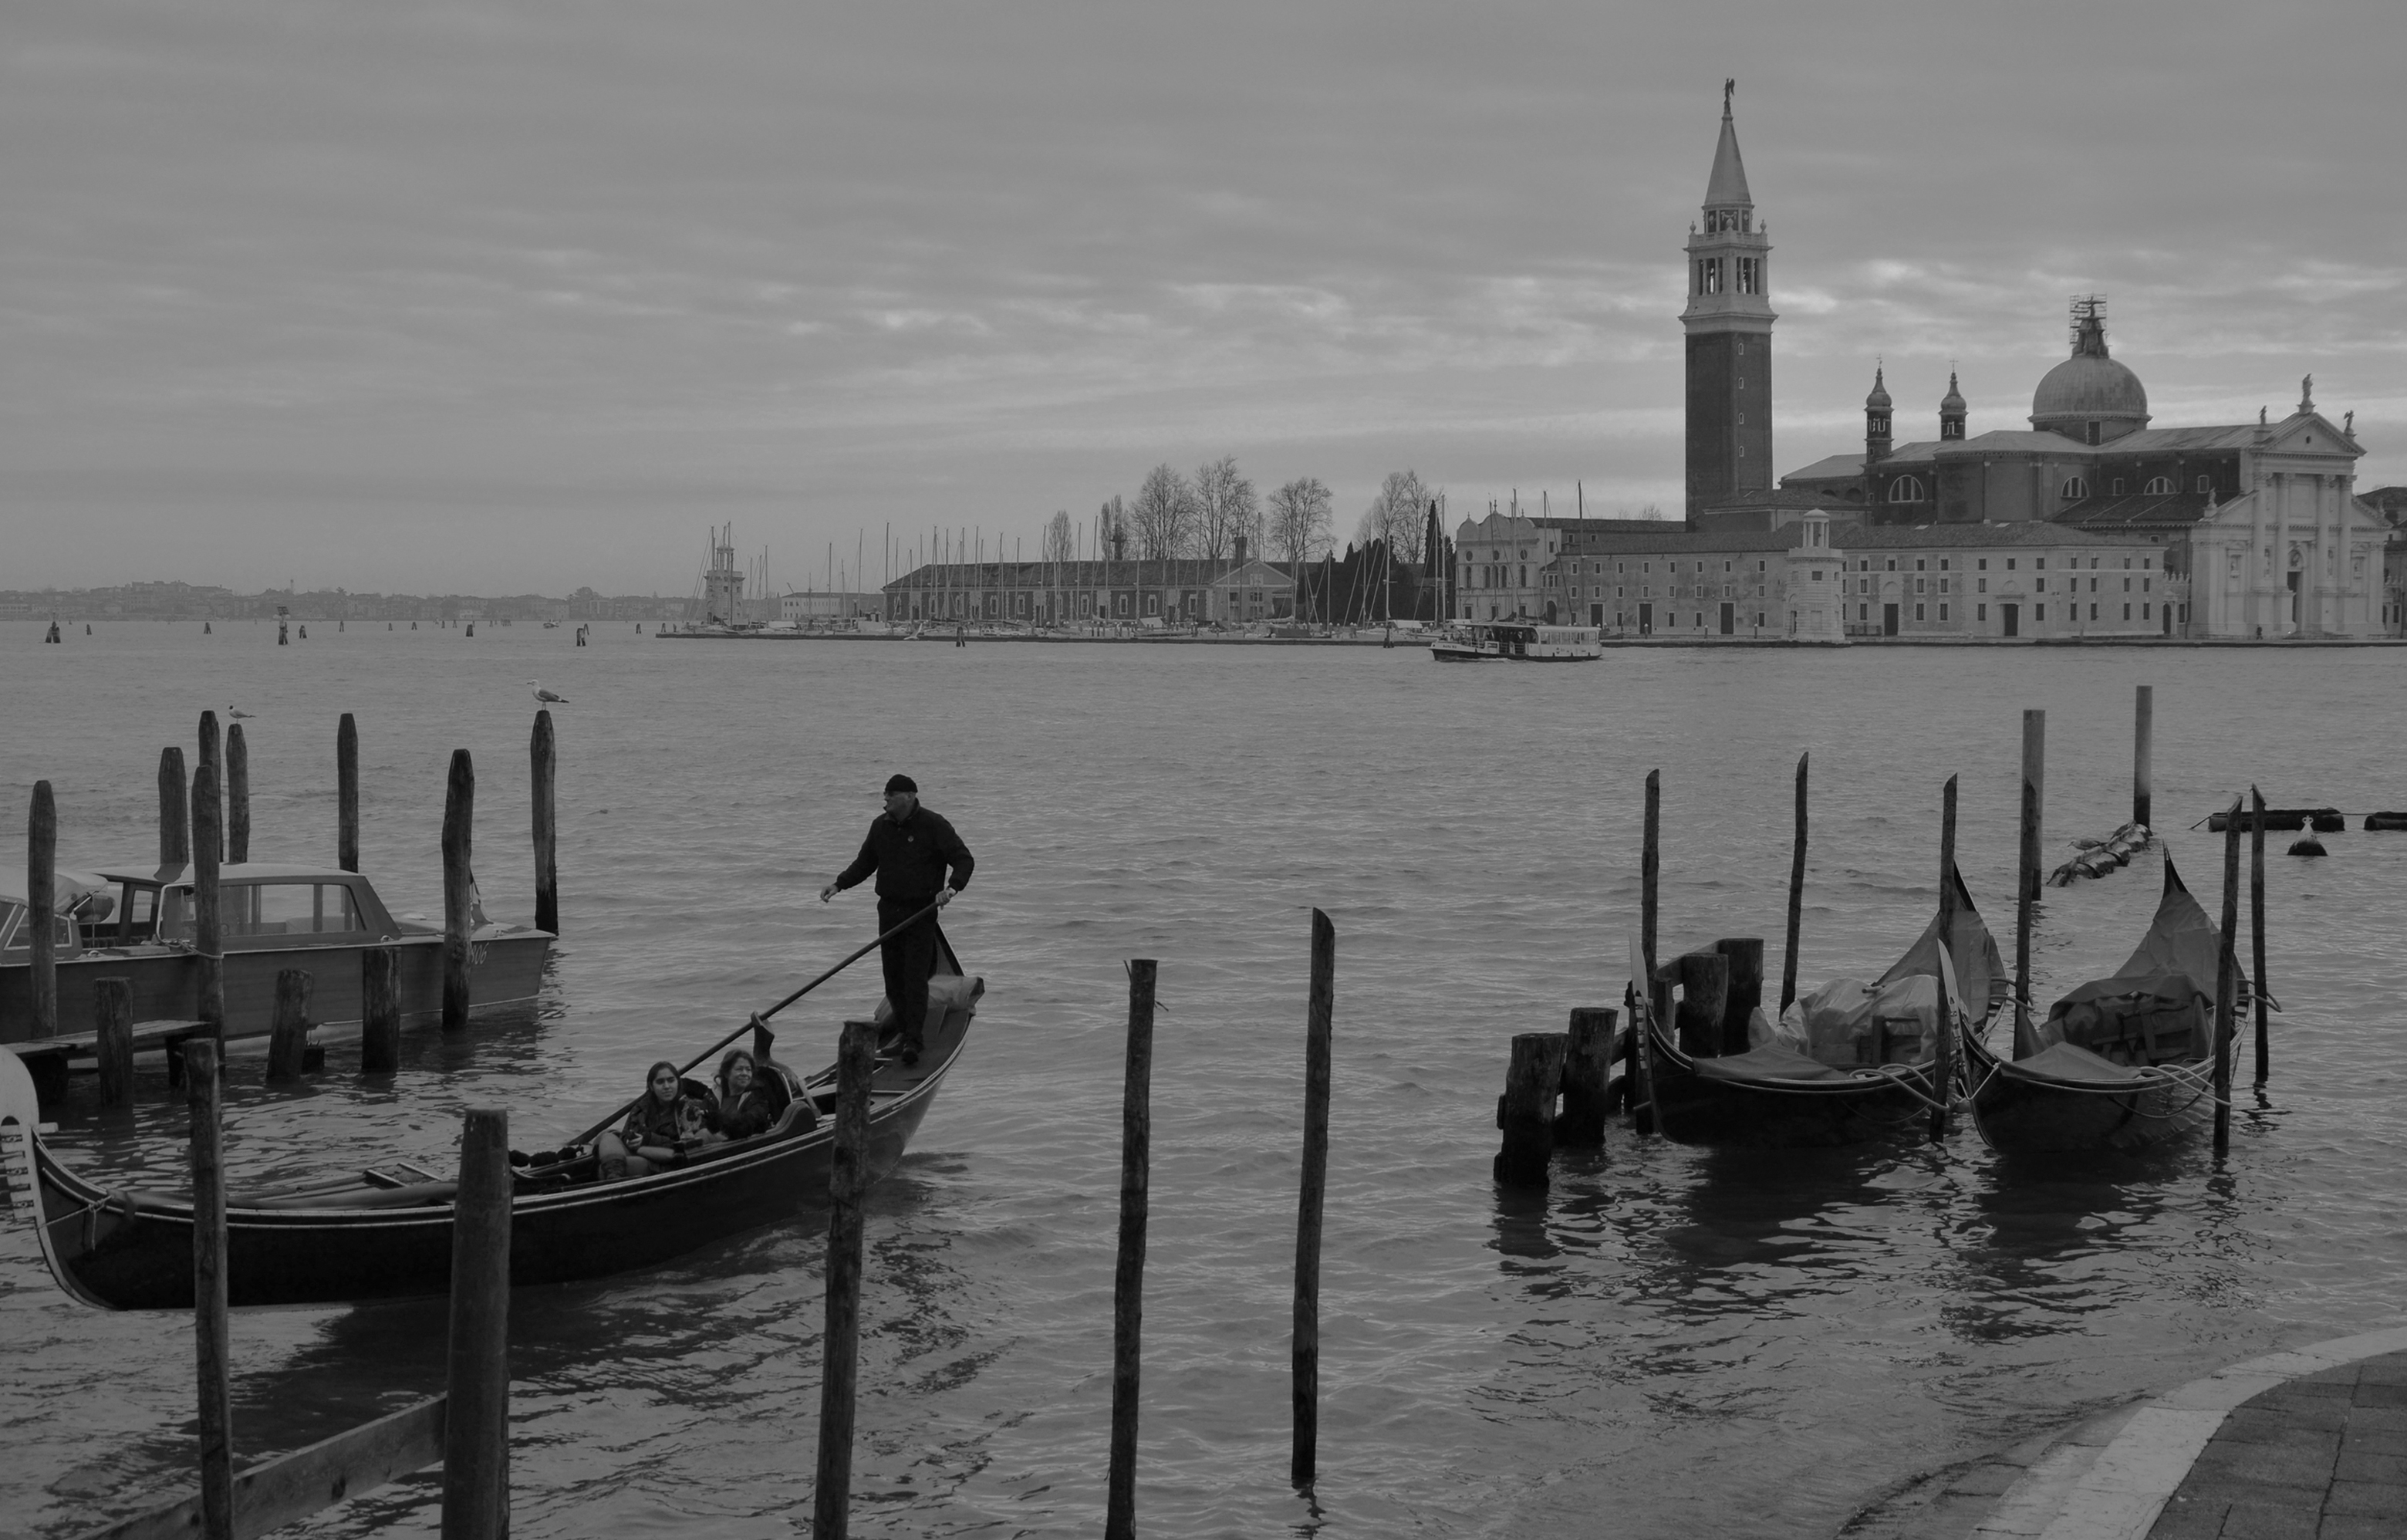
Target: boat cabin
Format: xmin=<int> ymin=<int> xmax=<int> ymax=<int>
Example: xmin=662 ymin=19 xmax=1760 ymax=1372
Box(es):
xmin=96 ymin=863 xmax=414 ymax=951
xmin=0 ymin=866 xmax=114 ymax=959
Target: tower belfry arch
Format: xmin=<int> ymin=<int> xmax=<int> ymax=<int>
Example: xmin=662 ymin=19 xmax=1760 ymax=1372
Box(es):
xmin=1683 ymin=83 xmax=1777 ymax=517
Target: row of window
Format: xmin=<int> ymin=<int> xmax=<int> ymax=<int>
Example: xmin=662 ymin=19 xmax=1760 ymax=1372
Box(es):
xmin=1885 ymin=474 xmax=2213 ymax=503
xmin=1854 ymin=602 xmax=2159 ymax=626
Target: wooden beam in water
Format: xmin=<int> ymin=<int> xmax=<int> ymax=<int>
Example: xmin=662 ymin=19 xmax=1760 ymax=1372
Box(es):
xmin=530 ymin=710 xmax=559 ymax=934
xmin=72 ymin=1399 xmax=444 ymax=1540
xmin=1932 ymin=775 xmax=1960 ymax=1143
xmin=187 ymin=1038 xmax=233 ymax=1539
xmin=2214 ymin=799 xmax=2241 ymax=1153
xmin=29 ymin=782 xmax=57 ymax=1042
xmin=2250 ymin=785 xmax=2270 ymax=1086
xmin=225 ymin=725 xmax=251 ymax=866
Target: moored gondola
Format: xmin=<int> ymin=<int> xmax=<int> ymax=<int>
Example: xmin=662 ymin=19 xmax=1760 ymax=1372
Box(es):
xmin=0 ymin=944 xmax=982 ymax=1310
xmin=1637 ymin=872 xmax=2007 ymax=1148
xmin=1963 ymin=857 xmax=2238 ymax=1153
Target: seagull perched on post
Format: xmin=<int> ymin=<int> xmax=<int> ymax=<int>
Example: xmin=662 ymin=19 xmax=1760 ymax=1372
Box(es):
xmin=528 ymin=680 xmax=569 ymax=705
xmin=226 ymin=706 xmax=255 ymax=721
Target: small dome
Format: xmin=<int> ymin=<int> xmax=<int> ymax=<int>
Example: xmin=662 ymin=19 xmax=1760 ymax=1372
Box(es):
xmin=1940 ymin=371 xmax=1966 ymax=414
xmin=1865 ymin=366 xmax=1892 ymax=411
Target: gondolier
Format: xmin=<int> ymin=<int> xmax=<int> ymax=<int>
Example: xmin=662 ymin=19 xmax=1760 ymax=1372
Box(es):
xmin=820 ymin=774 xmax=974 ymax=1064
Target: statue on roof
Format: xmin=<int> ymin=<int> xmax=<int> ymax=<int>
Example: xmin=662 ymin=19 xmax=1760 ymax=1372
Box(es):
xmin=2301 ymin=374 xmax=2314 ymax=411
xmin=1724 ymin=78 xmax=1734 ymax=115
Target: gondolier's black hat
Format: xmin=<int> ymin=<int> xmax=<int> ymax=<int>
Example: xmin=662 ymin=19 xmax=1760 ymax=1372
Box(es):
xmin=884 ymin=773 xmax=917 ymax=795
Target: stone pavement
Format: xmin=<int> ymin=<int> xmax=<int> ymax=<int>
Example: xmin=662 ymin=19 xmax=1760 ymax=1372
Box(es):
xmin=1838 ymin=1326 xmax=2407 ymax=1540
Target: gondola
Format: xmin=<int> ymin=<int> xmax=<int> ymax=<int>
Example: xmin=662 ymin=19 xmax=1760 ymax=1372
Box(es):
xmin=1636 ymin=871 xmax=2007 ymax=1148
xmin=0 ymin=941 xmax=983 ymax=1310
xmin=1963 ymin=857 xmax=2237 ymax=1153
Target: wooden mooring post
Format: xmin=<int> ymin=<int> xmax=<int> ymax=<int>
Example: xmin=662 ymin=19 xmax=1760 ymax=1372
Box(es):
xmin=1556 ymin=1006 xmax=1617 ymax=1145
xmin=2020 ymin=710 xmax=2047 ymax=903
xmin=1713 ymin=938 xmax=1761 ymax=1055
xmin=191 ymin=759 xmax=225 ymax=1041
xmin=1672 ymin=951 xmax=1730 ymax=1059
xmin=1494 ymin=1032 xmax=1567 ymax=1187
xmin=1106 ymin=961 xmax=1155 ymax=1540
xmin=1932 ymin=775 xmax=1960 ymax=1143
xmin=531 ymin=709 xmax=559 ymax=934
xmin=29 ymin=782 xmax=58 ymax=1041
xmin=812 ymin=1020 xmax=877 ymax=1540
xmin=360 ymin=947 xmax=402 ymax=1075
xmin=267 ymin=970 xmax=311 ymax=1082
xmin=2012 ymin=711 xmax=2043 ymax=1055
xmin=442 ymin=1108 xmax=511 ymax=1540
xmin=1781 ymin=751 xmax=1808 ymax=1015
xmin=336 ymin=713 xmax=360 ymax=873
xmin=2132 ymin=685 xmax=2153 ymax=829
xmin=2214 ymin=799 xmax=2241 ymax=1153
xmin=187 ymin=1038 xmax=235 ymax=1539
xmin=96 ymin=978 xmax=134 ymax=1108
xmin=1631 ymin=770 xmax=1662 ymax=1135
xmin=195 ymin=711 xmax=221 ymax=863
xmin=1292 ymin=915 xmax=1333 ymax=1490
xmin=441 ymin=749 xmax=474 ymax=1032
xmin=225 ymin=724 xmax=251 ymax=866
xmin=2250 ymin=785 xmax=2270 ymax=1085
xmin=158 ymin=747 xmax=190 ymax=870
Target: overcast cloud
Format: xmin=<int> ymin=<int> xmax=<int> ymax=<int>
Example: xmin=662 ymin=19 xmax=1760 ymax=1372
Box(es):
xmin=4 ymin=1 xmax=2402 ymax=593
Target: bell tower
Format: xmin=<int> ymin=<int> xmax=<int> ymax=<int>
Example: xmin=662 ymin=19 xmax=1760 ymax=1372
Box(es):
xmin=1683 ymin=80 xmax=1776 ymax=517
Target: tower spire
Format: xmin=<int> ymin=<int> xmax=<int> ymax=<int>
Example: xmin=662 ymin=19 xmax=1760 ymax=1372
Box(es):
xmin=1682 ymin=87 xmax=1775 ymax=518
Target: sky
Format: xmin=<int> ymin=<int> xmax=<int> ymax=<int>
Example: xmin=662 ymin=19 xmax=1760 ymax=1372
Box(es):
xmin=4 ymin=1 xmax=2402 ymax=595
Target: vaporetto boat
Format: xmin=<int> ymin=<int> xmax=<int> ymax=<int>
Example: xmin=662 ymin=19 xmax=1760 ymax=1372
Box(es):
xmin=1428 ymin=621 xmax=1602 ymax=661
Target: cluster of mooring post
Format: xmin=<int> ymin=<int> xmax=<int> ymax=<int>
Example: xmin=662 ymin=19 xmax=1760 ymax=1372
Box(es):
xmin=21 ymin=706 xmax=564 ymax=1106
xmin=102 ymin=1045 xmax=514 ymax=1537
xmin=1501 ymin=686 xmax=2261 ymax=1160
xmin=847 ymin=914 xmax=1332 ymax=1538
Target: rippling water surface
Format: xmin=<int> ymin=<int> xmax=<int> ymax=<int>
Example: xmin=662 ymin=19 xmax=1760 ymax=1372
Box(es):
xmin=5 ymin=622 xmax=2406 ymax=1538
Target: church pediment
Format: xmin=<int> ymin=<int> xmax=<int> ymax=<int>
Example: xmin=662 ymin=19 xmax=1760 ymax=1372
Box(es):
xmin=2259 ymin=411 xmax=2362 ymax=460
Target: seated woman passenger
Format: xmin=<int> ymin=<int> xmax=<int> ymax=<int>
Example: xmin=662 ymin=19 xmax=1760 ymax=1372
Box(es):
xmin=597 ymin=1060 xmax=696 ymax=1179
xmin=712 ymin=1049 xmax=777 ymax=1141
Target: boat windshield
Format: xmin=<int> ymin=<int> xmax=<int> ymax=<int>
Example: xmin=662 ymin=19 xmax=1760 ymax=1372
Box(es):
xmin=0 ymin=903 xmax=76 ymax=951
xmin=158 ymin=883 xmax=365 ymax=941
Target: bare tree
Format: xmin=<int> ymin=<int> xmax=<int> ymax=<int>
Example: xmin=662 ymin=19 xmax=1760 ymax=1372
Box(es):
xmin=1131 ymin=463 xmax=1193 ymax=560
xmin=1267 ymin=475 xmax=1332 ymax=577
xmin=1098 ymin=496 xmax=1129 ymax=562
xmin=1042 ymin=510 xmax=1075 ymax=566
xmin=1353 ymin=470 xmax=1429 ymax=562
xmin=1193 ymin=455 xmax=1258 ymax=562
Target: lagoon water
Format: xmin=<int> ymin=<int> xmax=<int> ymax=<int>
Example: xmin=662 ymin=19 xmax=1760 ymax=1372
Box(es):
xmin=5 ymin=621 xmax=2407 ymax=1538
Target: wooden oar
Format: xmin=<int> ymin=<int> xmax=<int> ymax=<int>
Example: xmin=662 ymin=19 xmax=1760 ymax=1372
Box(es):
xmin=569 ymin=896 xmax=945 ymax=1148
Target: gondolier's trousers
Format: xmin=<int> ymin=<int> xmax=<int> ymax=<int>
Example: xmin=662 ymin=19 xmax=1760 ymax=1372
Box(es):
xmin=877 ymin=897 xmax=942 ymax=1049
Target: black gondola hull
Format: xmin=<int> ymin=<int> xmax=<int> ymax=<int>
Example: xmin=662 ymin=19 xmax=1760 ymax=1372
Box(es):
xmin=1646 ymin=1020 xmax=1940 ymax=1149
xmin=1962 ymin=1035 xmax=2218 ymax=1154
xmin=5 ymin=961 xmax=979 ymax=1310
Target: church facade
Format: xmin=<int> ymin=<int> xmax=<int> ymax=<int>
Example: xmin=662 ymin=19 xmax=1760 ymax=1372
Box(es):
xmin=1694 ymin=125 xmax=2407 ymax=644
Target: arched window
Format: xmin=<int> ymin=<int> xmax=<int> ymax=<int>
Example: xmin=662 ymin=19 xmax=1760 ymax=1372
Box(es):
xmin=2061 ymin=477 xmax=2091 ymax=500
xmin=2144 ymin=477 xmax=2173 ymax=495
xmin=1889 ymin=476 xmax=1925 ymax=503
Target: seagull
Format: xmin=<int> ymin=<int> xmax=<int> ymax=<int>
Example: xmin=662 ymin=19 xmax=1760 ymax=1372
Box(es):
xmin=227 ymin=706 xmax=255 ymax=721
xmin=528 ymin=681 xmax=569 ymax=705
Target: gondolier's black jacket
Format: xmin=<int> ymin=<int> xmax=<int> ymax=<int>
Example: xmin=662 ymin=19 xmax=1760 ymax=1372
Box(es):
xmin=833 ymin=805 xmax=974 ymax=905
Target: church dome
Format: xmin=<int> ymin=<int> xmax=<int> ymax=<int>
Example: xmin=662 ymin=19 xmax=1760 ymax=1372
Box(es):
xmin=1940 ymin=371 xmax=1966 ymax=414
xmin=2030 ymin=309 xmax=2149 ymax=440
xmin=1865 ymin=366 xmax=1892 ymax=410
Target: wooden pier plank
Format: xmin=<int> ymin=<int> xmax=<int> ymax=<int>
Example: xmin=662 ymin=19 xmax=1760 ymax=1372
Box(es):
xmin=70 ymin=1395 xmax=445 ymax=1540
